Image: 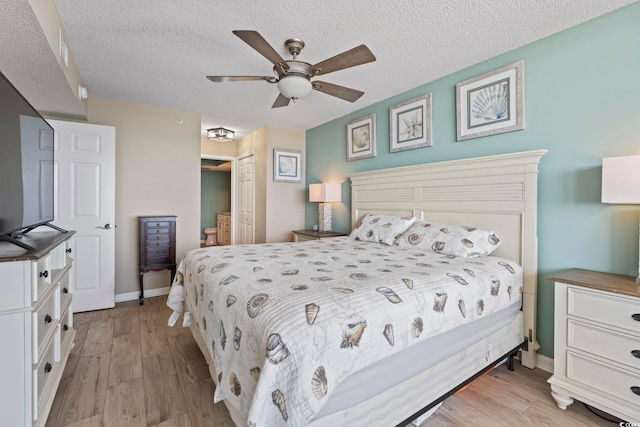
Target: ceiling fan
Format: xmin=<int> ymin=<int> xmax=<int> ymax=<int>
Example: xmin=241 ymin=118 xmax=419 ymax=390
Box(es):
xmin=207 ymin=30 xmax=376 ymax=108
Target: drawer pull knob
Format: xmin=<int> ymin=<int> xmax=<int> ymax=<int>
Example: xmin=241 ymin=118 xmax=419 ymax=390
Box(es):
xmin=633 ymin=314 xmax=640 ymax=322
xmin=632 ymin=350 xmax=640 ymax=359
xmin=40 ymin=270 xmax=49 ymax=278
xmin=44 ymin=363 xmax=52 ymax=374
xmin=63 ymin=324 xmax=69 ymax=331
xmin=44 ymin=314 xmax=52 ymax=324
xmin=66 ymin=248 xmax=72 ymax=253
xmin=632 ymin=386 xmax=640 ymax=396
xmin=63 ymin=287 xmax=69 ymax=294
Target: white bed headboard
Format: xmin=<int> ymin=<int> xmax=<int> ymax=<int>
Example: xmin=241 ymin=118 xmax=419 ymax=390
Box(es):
xmin=349 ymin=150 xmax=547 ymax=368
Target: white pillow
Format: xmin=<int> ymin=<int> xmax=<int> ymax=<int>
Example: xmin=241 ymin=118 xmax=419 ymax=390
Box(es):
xmin=394 ymin=220 xmax=501 ymax=257
xmin=349 ymin=213 xmax=417 ymax=246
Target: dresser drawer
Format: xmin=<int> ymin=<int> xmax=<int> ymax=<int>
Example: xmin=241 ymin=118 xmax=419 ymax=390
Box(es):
xmin=146 ymin=221 xmax=171 ymax=228
xmin=58 ymin=306 xmax=73 ymax=361
xmin=31 ymin=254 xmax=52 ymax=302
xmin=146 ymin=226 xmax=170 ymax=235
xmin=567 ymin=351 xmax=640 ymax=406
xmin=59 ymin=273 xmax=72 ymax=312
xmin=33 ymin=337 xmax=57 ymax=421
xmin=33 ymin=288 xmax=58 ymax=363
xmin=146 ymin=234 xmax=171 ymax=244
xmin=568 ymin=319 xmax=640 ymax=370
xmin=147 ymin=255 xmax=171 ymax=266
xmin=146 ymin=245 xmax=170 ymax=257
xmin=568 ymin=287 xmax=640 ymax=334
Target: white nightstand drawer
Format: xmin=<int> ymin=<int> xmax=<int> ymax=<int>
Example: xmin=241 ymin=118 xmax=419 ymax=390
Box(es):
xmin=568 ymin=287 xmax=640 ymax=334
xmin=33 ymin=338 xmax=57 ymax=421
xmin=567 ymin=351 xmax=640 ymax=406
xmin=568 ymin=319 xmax=640 ymax=370
xmin=33 ymin=288 xmax=58 ymax=363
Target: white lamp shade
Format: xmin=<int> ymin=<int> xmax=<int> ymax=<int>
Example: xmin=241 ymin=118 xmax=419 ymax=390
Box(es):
xmin=277 ymin=75 xmax=313 ymax=99
xmin=602 ymin=155 xmax=640 ymax=204
xmin=309 ymin=183 xmax=341 ymax=203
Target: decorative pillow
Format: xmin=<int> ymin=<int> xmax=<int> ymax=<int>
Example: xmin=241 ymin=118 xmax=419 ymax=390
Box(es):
xmin=349 ymin=213 xmax=417 ymax=246
xmin=394 ymin=220 xmax=502 ymax=257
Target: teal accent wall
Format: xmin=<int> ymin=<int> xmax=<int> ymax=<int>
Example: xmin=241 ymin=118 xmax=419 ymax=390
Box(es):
xmin=305 ymin=3 xmax=640 ymax=359
xmin=200 ymin=170 xmax=231 ymax=240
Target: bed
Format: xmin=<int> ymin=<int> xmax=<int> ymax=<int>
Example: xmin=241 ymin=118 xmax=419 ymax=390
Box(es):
xmin=167 ymin=149 xmax=546 ymax=426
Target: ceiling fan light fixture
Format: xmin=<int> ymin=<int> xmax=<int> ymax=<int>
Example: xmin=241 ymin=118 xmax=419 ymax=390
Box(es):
xmin=277 ymin=74 xmax=312 ymax=100
xmin=207 ymin=127 xmax=235 ymax=142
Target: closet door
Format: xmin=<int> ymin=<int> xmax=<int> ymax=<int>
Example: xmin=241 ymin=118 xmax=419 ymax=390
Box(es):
xmin=237 ymin=154 xmax=255 ymax=244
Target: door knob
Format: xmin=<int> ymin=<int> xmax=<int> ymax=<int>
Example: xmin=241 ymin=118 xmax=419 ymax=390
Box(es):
xmin=97 ymin=223 xmax=117 ymax=230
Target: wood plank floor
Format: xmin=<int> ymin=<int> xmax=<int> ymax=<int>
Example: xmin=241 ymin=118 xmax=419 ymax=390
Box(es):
xmin=46 ymin=296 xmax=613 ymax=427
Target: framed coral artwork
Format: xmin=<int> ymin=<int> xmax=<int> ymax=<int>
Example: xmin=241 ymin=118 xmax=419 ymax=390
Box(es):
xmin=346 ymin=113 xmax=376 ymax=162
xmin=456 ymin=60 xmax=524 ymax=141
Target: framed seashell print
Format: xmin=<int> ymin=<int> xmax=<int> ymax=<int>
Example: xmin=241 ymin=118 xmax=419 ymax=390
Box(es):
xmin=389 ymin=93 xmax=433 ymax=152
xmin=273 ymin=148 xmax=302 ymax=182
xmin=456 ymin=60 xmax=524 ymax=141
xmin=346 ymin=113 xmax=376 ymax=161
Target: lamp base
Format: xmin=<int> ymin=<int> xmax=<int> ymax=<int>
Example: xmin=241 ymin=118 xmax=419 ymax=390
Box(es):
xmin=318 ymin=203 xmax=332 ymax=232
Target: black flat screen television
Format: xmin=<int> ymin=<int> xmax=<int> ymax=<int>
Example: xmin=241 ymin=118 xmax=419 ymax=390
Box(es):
xmin=0 ymin=70 xmax=63 ymax=251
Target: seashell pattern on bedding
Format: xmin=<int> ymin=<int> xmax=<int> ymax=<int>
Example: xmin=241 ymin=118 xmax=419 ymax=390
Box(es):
xmin=166 ymin=237 xmax=522 ymax=427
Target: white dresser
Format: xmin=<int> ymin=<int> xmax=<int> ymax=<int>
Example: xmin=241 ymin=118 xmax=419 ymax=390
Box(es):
xmin=0 ymin=231 xmax=76 ymax=427
xmin=548 ymin=268 xmax=640 ymax=422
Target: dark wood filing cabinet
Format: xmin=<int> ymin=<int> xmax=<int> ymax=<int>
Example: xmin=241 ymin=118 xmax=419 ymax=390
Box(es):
xmin=138 ymin=215 xmax=176 ymax=305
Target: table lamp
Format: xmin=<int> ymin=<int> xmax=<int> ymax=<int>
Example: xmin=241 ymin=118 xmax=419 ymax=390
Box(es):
xmin=602 ymin=155 xmax=640 ymax=283
xmin=309 ymin=183 xmax=342 ymax=232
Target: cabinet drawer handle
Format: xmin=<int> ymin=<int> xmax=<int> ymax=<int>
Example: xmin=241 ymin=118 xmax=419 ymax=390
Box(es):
xmin=63 ymin=324 xmax=69 ymax=331
xmin=63 ymin=287 xmax=69 ymax=294
xmin=44 ymin=363 xmax=52 ymax=374
xmin=633 ymin=314 xmax=640 ymax=322
xmin=44 ymin=314 xmax=52 ymax=324
xmin=40 ymin=270 xmax=49 ymax=278
xmin=66 ymin=248 xmax=72 ymax=253
xmin=632 ymin=386 xmax=640 ymax=396
xmin=632 ymin=350 xmax=640 ymax=359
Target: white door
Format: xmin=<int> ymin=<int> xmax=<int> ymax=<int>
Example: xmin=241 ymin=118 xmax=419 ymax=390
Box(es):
xmin=49 ymin=120 xmax=116 ymax=312
xmin=237 ymin=154 xmax=255 ymax=244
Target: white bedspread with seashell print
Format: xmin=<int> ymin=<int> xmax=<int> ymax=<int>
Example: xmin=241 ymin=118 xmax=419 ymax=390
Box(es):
xmin=166 ymin=237 xmax=522 ymax=427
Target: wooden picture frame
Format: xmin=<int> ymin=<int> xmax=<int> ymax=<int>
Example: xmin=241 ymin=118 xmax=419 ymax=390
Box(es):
xmin=346 ymin=114 xmax=376 ymax=162
xmin=273 ymin=148 xmax=302 ymax=182
xmin=456 ymin=60 xmax=525 ymax=141
xmin=389 ymin=93 xmax=433 ymax=153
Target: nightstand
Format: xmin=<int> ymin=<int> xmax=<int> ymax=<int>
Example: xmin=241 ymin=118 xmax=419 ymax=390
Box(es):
xmin=292 ymin=230 xmax=348 ymax=242
xmin=548 ymin=268 xmax=640 ymax=422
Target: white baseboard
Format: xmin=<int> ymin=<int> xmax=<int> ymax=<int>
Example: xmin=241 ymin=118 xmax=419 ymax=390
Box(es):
xmin=115 ymin=286 xmax=170 ymax=303
xmin=536 ymin=353 xmax=553 ymax=373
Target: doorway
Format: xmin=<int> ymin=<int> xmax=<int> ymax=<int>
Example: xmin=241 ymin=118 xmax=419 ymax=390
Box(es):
xmin=201 ymin=154 xmax=236 ymax=245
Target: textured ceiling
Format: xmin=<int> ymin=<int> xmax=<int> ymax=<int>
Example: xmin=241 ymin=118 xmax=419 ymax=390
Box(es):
xmin=45 ymin=0 xmax=637 ymax=138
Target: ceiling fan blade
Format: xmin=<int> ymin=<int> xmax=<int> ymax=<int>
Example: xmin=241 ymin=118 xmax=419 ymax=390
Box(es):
xmin=207 ymin=76 xmax=275 ymax=83
xmin=310 ymin=45 xmax=376 ymax=76
xmin=233 ymin=30 xmax=288 ymax=67
xmin=272 ymin=93 xmax=291 ymax=108
xmin=312 ymin=81 xmax=364 ymax=102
